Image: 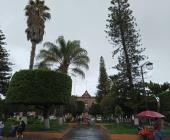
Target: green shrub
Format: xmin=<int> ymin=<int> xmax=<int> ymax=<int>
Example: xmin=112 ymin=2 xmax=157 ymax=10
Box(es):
xmin=6 ymin=117 xmax=18 ymax=124
xmin=27 ymin=117 xmax=42 ymax=124
xmin=6 ymin=69 xmax=72 ymax=105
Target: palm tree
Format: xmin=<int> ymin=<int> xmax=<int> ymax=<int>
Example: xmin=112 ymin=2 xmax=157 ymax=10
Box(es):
xmin=25 ymin=0 xmax=51 ymax=69
xmin=36 ymin=36 xmax=90 ymax=78
xmin=34 ymin=61 xmax=50 ymax=70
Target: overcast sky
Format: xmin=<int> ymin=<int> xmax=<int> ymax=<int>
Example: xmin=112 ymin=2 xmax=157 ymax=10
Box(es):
xmin=0 ymin=0 xmax=170 ymax=96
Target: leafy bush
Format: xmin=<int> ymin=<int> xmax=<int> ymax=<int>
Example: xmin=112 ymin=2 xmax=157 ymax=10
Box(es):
xmin=27 ymin=117 xmax=42 ymax=124
xmin=6 ymin=70 xmax=72 ymax=105
xmin=6 ymin=117 xmax=18 ymax=124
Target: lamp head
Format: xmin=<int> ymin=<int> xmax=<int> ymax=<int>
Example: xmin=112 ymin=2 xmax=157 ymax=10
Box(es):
xmin=146 ymin=62 xmax=153 ymax=70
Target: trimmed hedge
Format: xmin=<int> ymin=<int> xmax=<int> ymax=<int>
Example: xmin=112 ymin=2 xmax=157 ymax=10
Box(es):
xmin=6 ymin=70 xmax=72 ymax=105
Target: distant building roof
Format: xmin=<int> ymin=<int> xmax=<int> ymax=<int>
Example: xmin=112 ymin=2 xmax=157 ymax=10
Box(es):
xmin=82 ymin=90 xmax=91 ymax=98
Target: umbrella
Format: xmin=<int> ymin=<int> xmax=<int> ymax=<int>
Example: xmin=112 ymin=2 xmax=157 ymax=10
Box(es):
xmin=136 ymin=110 xmax=165 ymax=118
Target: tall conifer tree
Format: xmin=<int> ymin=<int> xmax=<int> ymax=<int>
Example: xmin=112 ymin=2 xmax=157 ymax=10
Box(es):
xmin=0 ymin=30 xmax=11 ymax=95
xmin=106 ymin=0 xmax=145 ymax=97
xmin=96 ymin=56 xmax=110 ymax=103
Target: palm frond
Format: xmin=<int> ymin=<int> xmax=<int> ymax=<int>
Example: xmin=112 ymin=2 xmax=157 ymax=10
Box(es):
xmin=71 ymin=68 xmax=85 ymax=79
xmin=43 ymin=12 xmax=51 ymax=20
xmin=34 ymin=61 xmax=51 ymax=70
xmin=44 ymin=42 xmax=63 ymax=63
xmin=36 ymin=36 xmax=90 ymax=78
xmin=36 ymin=49 xmax=49 ymax=60
xmin=36 ymin=49 xmax=62 ymax=64
xmin=72 ymin=54 xmax=90 ymax=64
xmin=57 ymin=36 xmax=67 ymax=54
xmin=72 ymin=60 xmax=89 ymax=70
xmin=43 ymin=42 xmax=57 ymax=49
xmin=71 ymin=48 xmax=88 ymax=59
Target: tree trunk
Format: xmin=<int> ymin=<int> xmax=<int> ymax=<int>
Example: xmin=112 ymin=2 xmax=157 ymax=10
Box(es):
xmin=22 ymin=112 xmax=28 ymax=124
xmin=121 ymin=38 xmax=134 ymax=92
xmin=117 ymin=0 xmax=134 ymax=94
xmin=29 ymin=41 xmax=36 ymax=70
xmin=59 ymin=105 xmax=64 ymax=125
xmin=22 ymin=116 xmax=28 ymax=125
xmin=44 ymin=118 xmax=50 ymax=129
xmin=43 ymin=107 xmax=50 ymax=129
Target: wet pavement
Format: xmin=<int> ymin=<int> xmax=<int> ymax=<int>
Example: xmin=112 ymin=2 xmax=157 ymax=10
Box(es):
xmin=63 ymin=127 xmax=106 ymax=140
xmin=2 ymin=127 xmax=106 ymax=140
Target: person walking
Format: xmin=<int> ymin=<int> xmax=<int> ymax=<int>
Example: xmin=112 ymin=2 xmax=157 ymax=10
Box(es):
xmin=0 ymin=121 xmax=4 ymax=138
xmin=16 ymin=119 xmax=26 ymax=138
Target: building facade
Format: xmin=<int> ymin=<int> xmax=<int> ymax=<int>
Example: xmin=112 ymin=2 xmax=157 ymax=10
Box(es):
xmin=76 ymin=90 xmax=96 ymax=111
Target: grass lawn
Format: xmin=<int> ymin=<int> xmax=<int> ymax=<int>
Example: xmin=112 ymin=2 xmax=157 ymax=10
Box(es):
xmin=104 ymin=123 xmax=137 ymax=134
xmin=26 ymin=120 xmax=68 ymax=131
xmin=104 ymin=123 xmax=170 ymax=136
xmin=161 ymin=127 xmax=170 ymax=137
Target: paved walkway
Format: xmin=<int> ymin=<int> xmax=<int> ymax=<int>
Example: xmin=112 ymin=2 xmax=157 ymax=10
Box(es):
xmin=2 ymin=127 xmax=106 ymax=140
xmin=63 ymin=127 xmax=106 ymax=140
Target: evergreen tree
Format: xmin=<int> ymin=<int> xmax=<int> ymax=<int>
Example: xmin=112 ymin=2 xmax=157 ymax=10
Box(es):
xmin=106 ymin=0 xmax=145 ymax=97
xmin=146 ymin=82 xmax=170 ymax=96
xmin=0 ymin=30 xmax=11 ymax=95
xmin=96 ymin=56 xmax=110 ymax=103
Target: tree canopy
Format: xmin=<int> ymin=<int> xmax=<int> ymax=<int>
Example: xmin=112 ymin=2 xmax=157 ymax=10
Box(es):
xmin=25 ymin=0 xmax=51 ymax=69
xmin=106 ymin=0 xmax=146 ymax=97
xmin=6 ymin=70 xmax=72 ymax=105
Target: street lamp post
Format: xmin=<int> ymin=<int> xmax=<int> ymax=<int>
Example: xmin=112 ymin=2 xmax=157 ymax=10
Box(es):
xmin=140 ymin=62 xmax=153 ymax=109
